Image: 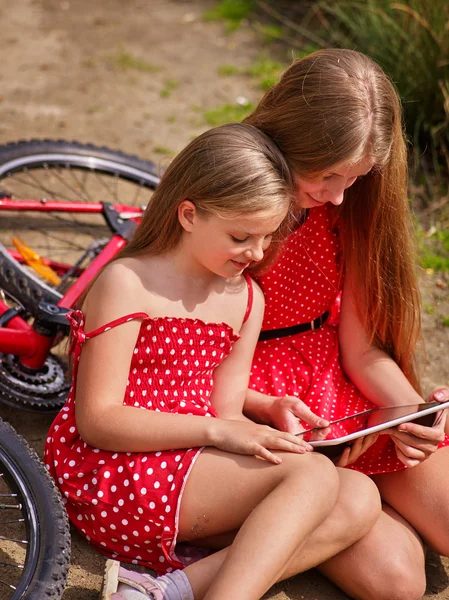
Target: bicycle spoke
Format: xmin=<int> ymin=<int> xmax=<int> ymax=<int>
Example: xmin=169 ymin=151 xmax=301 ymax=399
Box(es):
xmin=57 ymin=166 xmax=95 ymax=202
xmin=0 ymin=141 xmax=160 ymax=594
xmin=91 ymin=168 xmax=119 ymax=200
xmin=0 ymin=536 xmax=27 ymax=544
xmin=80 ymin=167 xmax=90 ymax=191
xmin=4 ymin=171 xmax=76 ymax=200
xmin=0 ymin=471 xmax=28 ymax=597
xmin=0 ymin=520 xmax=25 ymax=525
xmin=31 ymin=166 xmax=100 ymax=248
xmin=131 ymin=182 xmax=145 ymax=206
xmin=35 ymin=165 xmax=91 ymax=201
xmin=0 ymin=578 xmax=17 ymax=590
xmin=0 ymin=561 xmax=24 ymax=570
xmin=0 ymin=143 xmax=155 ymax=321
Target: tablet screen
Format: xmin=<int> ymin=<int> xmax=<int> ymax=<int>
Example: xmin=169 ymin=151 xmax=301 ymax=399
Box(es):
xmin=300 ymin=402 xmax=442 ymax=443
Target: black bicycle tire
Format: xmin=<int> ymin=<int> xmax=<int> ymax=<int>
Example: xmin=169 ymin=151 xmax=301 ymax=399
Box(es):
xmin=0 ymin=417 xmax=70 ymax=599
xmin=0 ymin=139 xmax=160 ymax=184
xmin=0 ymin=139 xmax=160 ymax=317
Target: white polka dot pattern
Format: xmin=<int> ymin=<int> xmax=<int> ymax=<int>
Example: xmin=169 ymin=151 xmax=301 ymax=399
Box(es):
xmin=250 ymin=205 xmax=446 ymax=475
xmin=44 ymin=311 xmax=240 ymax=573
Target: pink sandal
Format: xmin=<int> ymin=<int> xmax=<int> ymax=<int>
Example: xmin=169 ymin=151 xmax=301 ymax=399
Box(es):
xmin=101 ymin=559 xmax=164 ymax=600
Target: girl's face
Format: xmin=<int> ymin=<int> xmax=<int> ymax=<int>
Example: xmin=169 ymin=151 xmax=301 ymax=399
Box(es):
xmin=183 ymin=203 xmax=289 ymax=279
xmin=294 ymin=156 xmax=374 ymax=209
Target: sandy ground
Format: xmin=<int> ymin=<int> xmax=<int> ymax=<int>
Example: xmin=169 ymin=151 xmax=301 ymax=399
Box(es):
xmin=0 ymin=0 xmax=448 ymax=598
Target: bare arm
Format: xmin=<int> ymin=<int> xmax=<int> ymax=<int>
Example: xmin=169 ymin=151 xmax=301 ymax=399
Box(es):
xmin=209 ymin=282 xmax=266 ymax=421
xmin=241 ymin=283 xmax=329 ymax=433
xmin=339 ymin=273 xmax=447 ymax=466
xmin=339 ymin=273 xmax=422 ymax=407
xmin=75 ymin=266 xmax=309 ymax=463
xmin=210 ymin=282 xmax=326 ymax=444
xmin=244 ymin=389 xmax=279 ymax=425
xmin=340 ymin=277 xmax=449 ymax=429
xmin=75 ymin=264 xmax=221 ymax=452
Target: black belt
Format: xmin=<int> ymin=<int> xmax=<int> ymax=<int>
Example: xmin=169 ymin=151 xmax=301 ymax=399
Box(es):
xmin=258 ymin=311 xmax=330 ymax=342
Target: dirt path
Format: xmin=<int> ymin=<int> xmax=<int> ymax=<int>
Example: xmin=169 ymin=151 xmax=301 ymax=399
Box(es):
xmin=0 ymin=0 xmax=448 ymax=598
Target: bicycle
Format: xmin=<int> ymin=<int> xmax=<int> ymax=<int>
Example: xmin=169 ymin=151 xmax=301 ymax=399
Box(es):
xmin=0 ymin=139 xmax=161 ymax=598
xmin=0 ymin=419 xmax=70 ymax=599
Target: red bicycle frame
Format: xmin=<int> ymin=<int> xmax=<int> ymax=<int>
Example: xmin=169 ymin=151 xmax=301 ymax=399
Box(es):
xmin=0 ymin=199 xmax=141 ymax=368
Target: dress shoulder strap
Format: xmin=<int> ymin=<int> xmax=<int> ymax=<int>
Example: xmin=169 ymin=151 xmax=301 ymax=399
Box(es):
xmin=242 ymin=272 xmax=254 ymax=324
xmin=67 ymin=309 xmax=148 ymax=354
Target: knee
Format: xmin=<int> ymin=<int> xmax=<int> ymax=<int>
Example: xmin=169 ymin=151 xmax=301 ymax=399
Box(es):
xmin=304 ymin=453 xmax=341 ymax=501
xmin=336 ymin=469 xmax=382 ymax=541
xmin=282 ymin=452 xmax=340 ymax=511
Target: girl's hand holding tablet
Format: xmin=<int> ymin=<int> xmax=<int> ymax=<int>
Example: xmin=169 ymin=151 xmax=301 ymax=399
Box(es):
xmin=390 ymin=409 xmax=447 ymax=468
xmin=298 ymin=401 xmax=449 ymax=465
xmin=389 ymin=387 xmax=449 ymax=467
xmin=335 ymin=433 xmax=381 ymax=468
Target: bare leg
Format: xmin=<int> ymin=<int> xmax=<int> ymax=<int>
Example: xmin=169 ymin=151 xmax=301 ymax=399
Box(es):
xmin=178 ymin=460 xmax=380 ymax=599
xmin=317 ymin=448 xmax=449 ymax=600
xmin=183 ymin=466 xmax=426 ymax=600
xmin=373 ymin=446 xmax=449 ymax=556
xmin=178 ymin=448 xmax=340 ymax=600
xmin=318 ymin=503 xmax=426 ymax=600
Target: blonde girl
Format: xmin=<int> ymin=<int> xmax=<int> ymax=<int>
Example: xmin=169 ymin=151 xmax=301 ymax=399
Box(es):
xmin=243 ymin=48 xmax=449 ymax=600
xmin=44 ymin=123 xmax=381 ymax=600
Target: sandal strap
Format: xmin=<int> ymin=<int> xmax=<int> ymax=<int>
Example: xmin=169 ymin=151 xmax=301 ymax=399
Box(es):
xmin=117 ymin=567 xmax=163 ymax=599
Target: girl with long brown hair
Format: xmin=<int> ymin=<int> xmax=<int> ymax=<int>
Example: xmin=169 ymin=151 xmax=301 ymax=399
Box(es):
xmin=243 ymin=48 xmax=449 ymax=599
xmin=44 ymin=123 xmax=382 ymax=600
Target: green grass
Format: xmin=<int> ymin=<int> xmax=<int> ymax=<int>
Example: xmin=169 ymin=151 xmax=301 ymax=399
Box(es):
xmin=256 ymin=23 xmax=284 ymax=44
xmin=249 ymin=1 xmax=449 ymax=188
xmin=203 ymin=101 xmax=255 ymax=126
xmin=417 ymin=224 xmax=449 ymax=271
xmin=218 ymin=57 xmax=283 ymax=89
xmin=424 ymin=304 xmax=435 ymax=315
xmin=292 ymin=43 xmax=322 ymax=61
xmin=443 ymin=317 xmax=449 ymax=327
xmin=218 ymin=64 xmax=241 ymax=76
xmin=153 ymin=146 xmax=175 ymax=156
xmin=113 ymin=47 xmax=162 ymax=73
xmin=203 ymin=0 xmax=255 ymax=31
xmin=248 ymin=57 xmax=283 ymax=90
xmin=160 ymin=79 xmax=179 ymax=98
xmin=314 ymin=0 xmax=449 ymax=184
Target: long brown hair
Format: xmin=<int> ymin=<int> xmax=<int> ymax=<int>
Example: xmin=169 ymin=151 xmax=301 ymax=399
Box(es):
xmin=119 ymin=123 xmax=293 ymax=262
xmin=245 ymin=48 xmax=422 ymax=390
xmin=77 ymin=123 xmax=294 ymax=307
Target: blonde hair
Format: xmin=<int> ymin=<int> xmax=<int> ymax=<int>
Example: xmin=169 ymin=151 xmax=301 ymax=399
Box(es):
xmin=77 ymin=124 xmax=294 ymax=310
xmin=119 ymin=123 xmax=293 ymax=263
xmin=245 ymin=49 xmax=421 ymax=390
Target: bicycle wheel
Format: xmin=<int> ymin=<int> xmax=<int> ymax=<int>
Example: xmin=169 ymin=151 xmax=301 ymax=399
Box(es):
xmin=0 ymin=140 xmax=161 ymax=411
xmin=0 ymin=140 xmax=160 ymax=303
xmin=0 ymin=417 xmax=70 ymax=599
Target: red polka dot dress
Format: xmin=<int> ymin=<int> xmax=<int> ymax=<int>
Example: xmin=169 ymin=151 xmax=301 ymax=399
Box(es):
xmin=250 ymin=204 xmax=448 ymax=475
xmin=45 ymin=277 xmax=252 ymax=573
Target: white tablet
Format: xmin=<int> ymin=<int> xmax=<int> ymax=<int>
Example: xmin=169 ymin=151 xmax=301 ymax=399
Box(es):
xmin=298 ymin=400 xmax=449 ymax=458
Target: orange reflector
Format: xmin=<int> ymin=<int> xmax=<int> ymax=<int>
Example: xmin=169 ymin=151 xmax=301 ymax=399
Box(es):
xmin=12 ymin=237 xmax=61 ymax=285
